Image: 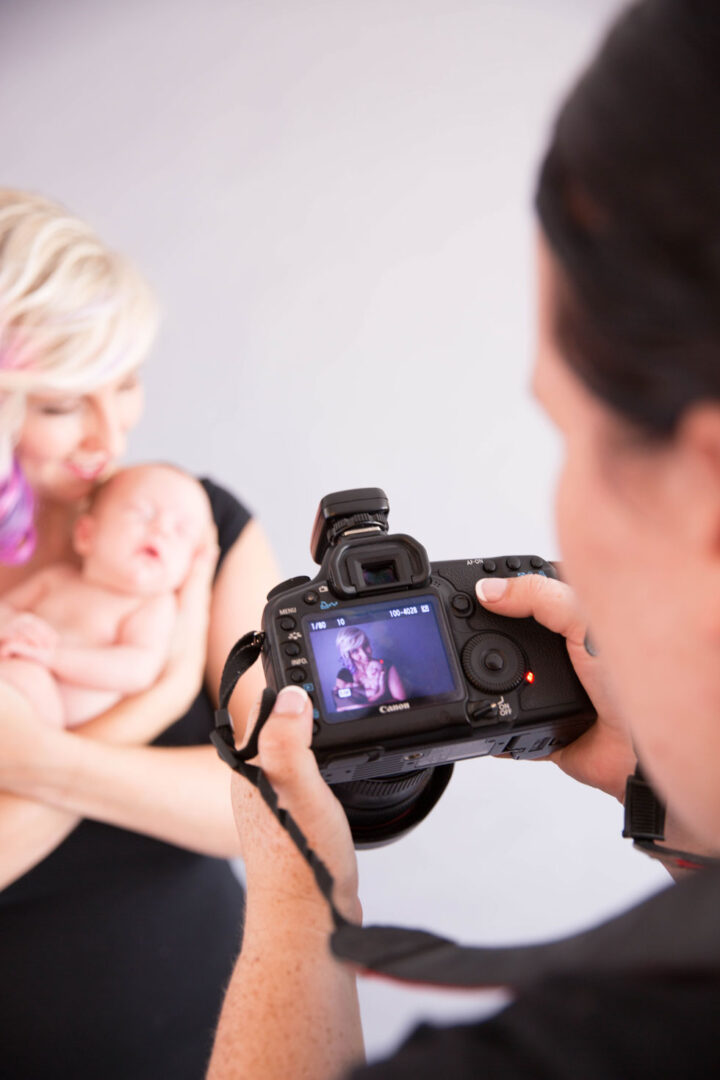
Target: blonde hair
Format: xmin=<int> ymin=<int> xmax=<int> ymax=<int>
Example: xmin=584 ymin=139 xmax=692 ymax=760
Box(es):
xmin=0 ymin=189 xmax=159 ymax=560
xmin=336 ymin=626 xmax=371 ymax=672
xmin=0 ymin=190 xmax=158 ymax=452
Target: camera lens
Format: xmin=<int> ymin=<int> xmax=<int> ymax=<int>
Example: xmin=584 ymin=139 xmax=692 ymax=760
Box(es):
xmin=333 ymin=765 xmax=454 ymax=847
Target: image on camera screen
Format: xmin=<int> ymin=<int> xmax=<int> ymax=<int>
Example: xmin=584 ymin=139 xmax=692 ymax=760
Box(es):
xmin=304 ymin=595 xmax=461 ymax=723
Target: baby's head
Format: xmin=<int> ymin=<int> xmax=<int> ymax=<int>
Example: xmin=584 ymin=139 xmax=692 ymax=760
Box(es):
xmin=74 ymin=464 xmax=213 ymax=594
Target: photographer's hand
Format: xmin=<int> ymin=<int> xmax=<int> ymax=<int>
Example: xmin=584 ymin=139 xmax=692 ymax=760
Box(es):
xmin=208 ymin=686 xmax=364 ymax=1080
xmin=476 ymin=574 xmax=636 ymax=802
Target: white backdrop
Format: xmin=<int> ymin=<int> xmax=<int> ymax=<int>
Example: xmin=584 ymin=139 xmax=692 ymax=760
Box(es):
xmin=1 ymin=0 xmax=668 ymax=1062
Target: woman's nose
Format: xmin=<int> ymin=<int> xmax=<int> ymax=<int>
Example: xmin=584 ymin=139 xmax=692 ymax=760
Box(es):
xmin=83 ymin=399 xmax=125 ymax=457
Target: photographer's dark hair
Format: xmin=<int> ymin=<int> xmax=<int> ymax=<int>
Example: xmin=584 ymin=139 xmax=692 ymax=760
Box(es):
xmin=535 ymin=0 xmax=720 ymax=437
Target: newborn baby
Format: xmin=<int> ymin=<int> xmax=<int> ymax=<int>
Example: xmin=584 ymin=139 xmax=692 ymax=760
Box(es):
xmin=0 ymin=463 xmax=212 ymax=727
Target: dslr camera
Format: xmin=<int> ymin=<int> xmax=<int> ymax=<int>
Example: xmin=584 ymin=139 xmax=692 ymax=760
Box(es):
xmin=260 ymin=488 xmax=595 ymax=846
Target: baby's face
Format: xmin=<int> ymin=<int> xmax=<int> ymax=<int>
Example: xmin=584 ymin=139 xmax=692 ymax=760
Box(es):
xmin=81 ymin=467 xmax=211 ymax=594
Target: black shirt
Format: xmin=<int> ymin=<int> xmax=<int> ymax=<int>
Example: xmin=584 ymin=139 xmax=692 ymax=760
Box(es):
xmin=353 ymin=972 xmax=720 ymax=1078
xmin=0 ymin=478 xmax=250 ymax=1080
xmin=351 ymin=869 xmax=720 ymax=1080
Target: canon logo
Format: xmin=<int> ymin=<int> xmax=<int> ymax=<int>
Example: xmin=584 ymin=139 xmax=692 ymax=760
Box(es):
xmin=379 ymin=701 xmax=410 ymax=714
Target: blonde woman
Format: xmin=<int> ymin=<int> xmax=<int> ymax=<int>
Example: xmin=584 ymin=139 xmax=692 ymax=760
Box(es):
xmin=334 ymin=625 xmax=406 ymax=709
xmin=0 ymin=190 xmax=276 ymax=1079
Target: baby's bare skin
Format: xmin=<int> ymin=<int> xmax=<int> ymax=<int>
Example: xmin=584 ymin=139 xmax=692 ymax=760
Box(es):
xmin=0 ymin=465 xmax=211 ymax=727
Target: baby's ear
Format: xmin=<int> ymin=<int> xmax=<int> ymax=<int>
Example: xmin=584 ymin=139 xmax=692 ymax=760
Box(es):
xmin=73 ymin=514 xmax=96 ymax=557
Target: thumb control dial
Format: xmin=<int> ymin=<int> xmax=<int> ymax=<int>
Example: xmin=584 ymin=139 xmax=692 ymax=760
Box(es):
xmin=461 ymin=632 xmax=527 ymax=694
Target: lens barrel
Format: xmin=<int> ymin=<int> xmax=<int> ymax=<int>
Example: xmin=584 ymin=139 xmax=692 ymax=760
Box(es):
xmin=333 ymin=764 xmax=454 ymax=847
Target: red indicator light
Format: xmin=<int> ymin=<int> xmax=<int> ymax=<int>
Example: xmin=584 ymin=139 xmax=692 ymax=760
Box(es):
xmin=525 ymin=671 xmax=535 ymax=684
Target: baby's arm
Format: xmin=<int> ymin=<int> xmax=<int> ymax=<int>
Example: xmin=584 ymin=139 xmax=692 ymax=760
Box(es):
xmin=47 ymin=595 xmax=177 ymax=694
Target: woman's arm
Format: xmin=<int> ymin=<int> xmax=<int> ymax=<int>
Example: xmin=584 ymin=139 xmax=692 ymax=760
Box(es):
xmin=204 ymin=518 xmax=279 ymax=717
xmin=0 ymin=521 xmax=277 ymax=887
xmin=208 ymin=687 xmax=364 ymax=1080
xmin=388 ymin=665 xmax=406 ymax=700
xmin=0 ymin=682 xmax=80 ymax=890
xmin=0 ymin=716 xmax=244 ymax=857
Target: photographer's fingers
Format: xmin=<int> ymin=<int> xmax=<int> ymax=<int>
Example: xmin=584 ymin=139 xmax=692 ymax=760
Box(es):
xmin=235 ymin=687 xmax=360 ymax=913
xmin=476 ymin=574 xmax=588 ymax=650
xmin=256 ymin=687 xmax=324 ymax=809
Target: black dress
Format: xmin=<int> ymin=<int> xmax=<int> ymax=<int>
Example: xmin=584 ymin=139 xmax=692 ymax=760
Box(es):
xmin=0 ymin=479 xmax=250 ymax=1080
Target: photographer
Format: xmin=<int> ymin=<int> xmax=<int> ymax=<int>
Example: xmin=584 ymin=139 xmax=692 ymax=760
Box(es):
xmin=208 ymin=1 xmax=720 ymax=1076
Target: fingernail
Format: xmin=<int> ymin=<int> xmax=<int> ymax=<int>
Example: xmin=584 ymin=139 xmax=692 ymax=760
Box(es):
xmin=476 ymin=578 xmax=508 ymax=602
xmin=276 ymin=686 xmax=308 ymax=715
xmin=584 ymin=631 xmax=599 ymax=657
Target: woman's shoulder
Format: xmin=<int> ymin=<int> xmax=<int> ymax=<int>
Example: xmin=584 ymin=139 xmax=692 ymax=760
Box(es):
xmin=197 ymin=477 xmax=252 ymax=560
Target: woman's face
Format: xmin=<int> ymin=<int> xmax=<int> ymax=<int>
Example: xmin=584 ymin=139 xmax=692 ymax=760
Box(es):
xmin=15 ymin=369 xmax=144 ymax=503
xmin=535 ymin=235 xmax=720 ymax=847
xmin=350 ymin=640 xmax=372 ymax=669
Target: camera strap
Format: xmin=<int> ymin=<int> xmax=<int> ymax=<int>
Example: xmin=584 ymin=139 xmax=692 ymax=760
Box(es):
xmin=212 ymin=631 xmax=720 ymax=990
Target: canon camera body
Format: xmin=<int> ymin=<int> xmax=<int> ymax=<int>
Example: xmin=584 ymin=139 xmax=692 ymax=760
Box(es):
xmin=260 ymin=488 xmax=595 ymax=845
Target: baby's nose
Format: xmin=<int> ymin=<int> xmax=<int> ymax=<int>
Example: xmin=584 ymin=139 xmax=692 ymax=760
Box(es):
xmin=150 ymin=511 xmax=175 ymax=536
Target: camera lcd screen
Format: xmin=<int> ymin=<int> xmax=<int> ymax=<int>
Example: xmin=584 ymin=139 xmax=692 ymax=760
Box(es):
xmin=304 ymin=594 xmax=462 ymax=723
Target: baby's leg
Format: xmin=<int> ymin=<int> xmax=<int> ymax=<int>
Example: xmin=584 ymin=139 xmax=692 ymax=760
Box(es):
xmin=0 ymin=658 xmax=65 ymax=727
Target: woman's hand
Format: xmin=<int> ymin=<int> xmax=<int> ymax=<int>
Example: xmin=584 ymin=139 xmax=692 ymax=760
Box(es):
xmin=161 ymin=532 xmax=220 ymax=716
xmin=231 ymin=685 xmax=361 ymax=924
xmin=476 ymin=573 xmax=637 ymax=802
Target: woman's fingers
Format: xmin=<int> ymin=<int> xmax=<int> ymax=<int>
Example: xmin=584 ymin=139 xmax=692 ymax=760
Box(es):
xmin=179 ymin=540 xmax=220 ymax=612
xmin=476 ymin=573 xmax=588 ymax=649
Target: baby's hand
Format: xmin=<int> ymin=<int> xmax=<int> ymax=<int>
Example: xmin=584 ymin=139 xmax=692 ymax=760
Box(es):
xmin=0 ymin=638 xmax=55 ymax=664
xmin=0 ymin=614 xmax=58 ymax=661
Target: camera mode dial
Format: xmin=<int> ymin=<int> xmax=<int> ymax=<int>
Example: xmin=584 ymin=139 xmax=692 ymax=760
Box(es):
xmin=461 ymin=632 xmax=527 ymax=694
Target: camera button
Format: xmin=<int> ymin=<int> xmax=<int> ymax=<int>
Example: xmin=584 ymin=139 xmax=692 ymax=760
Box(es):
xmin=451 ymin=593 xmax=474 ymax=616
xmin=303 ymin=591 xmax=319 ymax=605
xmin=485 ymin=650 xmax=505 ymax=671
xmin=289 ymin=668 xmax=307 ymax=683
xmin=462 ymin=632 xmax=526 ymax=693
xmin=530 ymin=556 xmax=545 ymax=570
xmin=267 ymin=575 xmax=311 ymax=601
xmin=482 ymin=559 xmax=497 ymax=572
xmin=506 ymin=557 xmax=522 ymax=571
xmin=284 ymin=642 xmax=301 ymax=657
xmin=279 ymin=616 xmax=297 ymax=631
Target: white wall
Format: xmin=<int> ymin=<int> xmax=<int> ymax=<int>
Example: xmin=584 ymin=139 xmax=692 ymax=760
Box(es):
xmin=1 ymin=0 xmax=668 ymax=1061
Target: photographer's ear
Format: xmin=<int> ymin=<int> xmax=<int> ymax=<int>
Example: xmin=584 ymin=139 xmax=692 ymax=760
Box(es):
xmin=675 ymin=405 xmax=720 ymax=548
xmin=73 ymin=513 xmax=97 ymax=557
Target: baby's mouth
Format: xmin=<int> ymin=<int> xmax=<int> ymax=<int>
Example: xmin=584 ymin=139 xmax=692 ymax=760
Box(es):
xmin=138 ymin=543 xmax=161 ymax=560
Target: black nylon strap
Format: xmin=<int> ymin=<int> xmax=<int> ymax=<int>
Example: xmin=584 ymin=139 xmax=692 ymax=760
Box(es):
xmin=623 ymin=769 xmax=666 ymax=841
xmin=212 ymin=631 xmax=720 ymax=989
xmin=622 ymin=766 xmax=720 ymax=871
